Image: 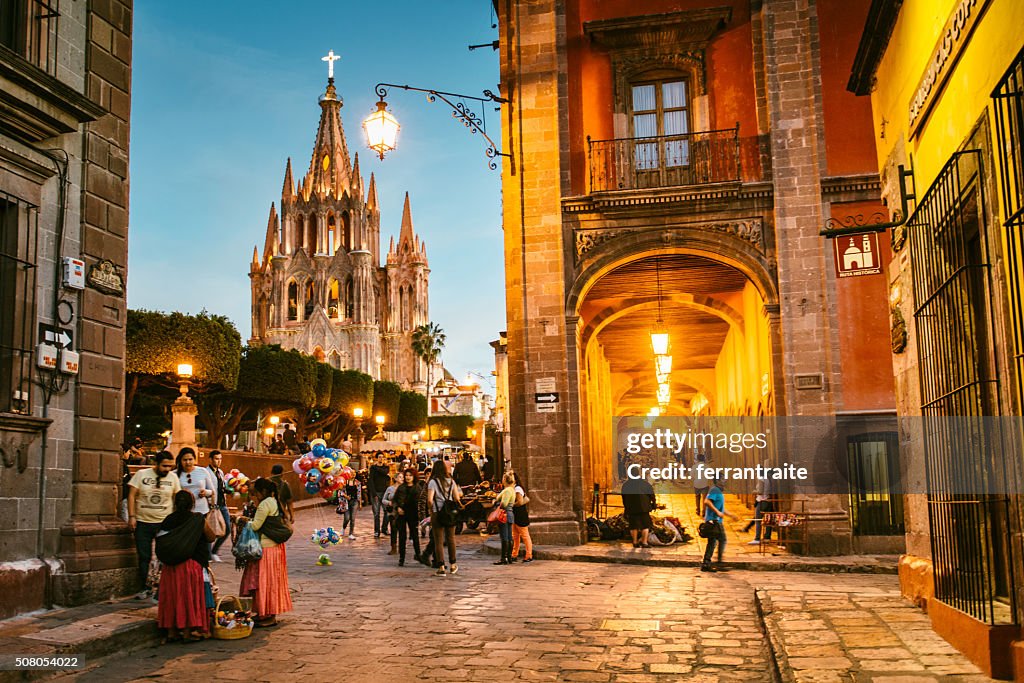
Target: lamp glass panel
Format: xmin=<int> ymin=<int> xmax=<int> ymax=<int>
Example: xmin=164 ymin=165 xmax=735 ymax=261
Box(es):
xmin=650 ymin=331 xmax=670 ymax=355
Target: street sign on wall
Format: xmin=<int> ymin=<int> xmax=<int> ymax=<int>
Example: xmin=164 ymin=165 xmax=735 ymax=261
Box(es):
xmin=833 ymin=232 xmax=882 ymax=278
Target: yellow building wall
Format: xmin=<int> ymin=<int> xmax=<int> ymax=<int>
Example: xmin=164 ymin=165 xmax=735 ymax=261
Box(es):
xmin=871 ymin=0 xmax=1024 ymax=206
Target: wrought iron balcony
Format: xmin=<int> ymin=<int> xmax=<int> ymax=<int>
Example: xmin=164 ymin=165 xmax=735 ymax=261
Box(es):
xmin=587 ymin=126 xmax=741 ymax=193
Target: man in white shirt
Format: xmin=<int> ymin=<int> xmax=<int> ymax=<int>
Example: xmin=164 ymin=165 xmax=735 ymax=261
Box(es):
xmin=127 ymin=451 xmax=180 ymax=597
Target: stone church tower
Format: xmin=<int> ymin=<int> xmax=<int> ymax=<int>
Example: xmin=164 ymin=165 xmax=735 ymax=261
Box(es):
xmin=249 ymin=75 xmax=429 ymax=391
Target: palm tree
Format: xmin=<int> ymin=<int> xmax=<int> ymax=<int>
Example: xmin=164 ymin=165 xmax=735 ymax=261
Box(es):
xmin=411 ymin=322 xmax=446 ymax=405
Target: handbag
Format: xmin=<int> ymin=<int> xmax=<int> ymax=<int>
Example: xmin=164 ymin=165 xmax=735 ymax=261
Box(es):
xmin=697 ymin=521 xmax=716 ymax=539
xmin=206 ymin=507 xmax=226 ymax=537
xmin=260 ymin=509 xmax=293 ymax=544
xmin=487 ymin=505 xmax=507 ymax=525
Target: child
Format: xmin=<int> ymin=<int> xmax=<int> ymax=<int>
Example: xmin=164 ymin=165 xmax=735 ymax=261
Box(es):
xmin=343 ymin=477 xmax=362 ymax=539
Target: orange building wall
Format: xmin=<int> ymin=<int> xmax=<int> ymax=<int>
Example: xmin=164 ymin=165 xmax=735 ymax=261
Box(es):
xmin=832 ymin=201 xmax=897 ymax=411
xmin=817 ymin=0 xmax=878 ymax=177
xmin=567 ymin=0 xmax=760 ymax=195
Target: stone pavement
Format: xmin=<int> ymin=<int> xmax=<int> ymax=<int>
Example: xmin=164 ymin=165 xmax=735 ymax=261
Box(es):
xmin=1 ymin=504 xmax=981 ymax=683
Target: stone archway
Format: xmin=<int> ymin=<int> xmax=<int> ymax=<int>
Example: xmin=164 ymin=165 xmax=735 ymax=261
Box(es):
xmin=569 ymin=246 xmax=781 ymax=495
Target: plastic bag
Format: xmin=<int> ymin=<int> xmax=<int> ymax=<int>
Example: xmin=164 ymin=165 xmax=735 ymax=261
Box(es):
xmin=232 ymin=522 xmax=263 ymax=565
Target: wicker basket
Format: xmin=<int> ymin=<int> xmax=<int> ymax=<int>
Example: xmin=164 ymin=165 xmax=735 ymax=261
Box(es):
xmin=212 ymin=595 xmax=253 ymax=640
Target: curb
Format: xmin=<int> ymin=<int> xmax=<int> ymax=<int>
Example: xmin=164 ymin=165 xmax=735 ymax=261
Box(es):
xmin=480 ymin=539 xmax=898 ymax=574
xmin=0 ymin=606 xmax=159 ymax=683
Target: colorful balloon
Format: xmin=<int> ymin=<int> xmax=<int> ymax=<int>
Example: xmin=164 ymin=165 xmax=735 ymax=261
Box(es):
xmin=317 ymin=457 xmax=334 ymax=473
xmin=298 ymin=456 xmax=315 ymax=472
xmin=292 ymin=459 xmax=304 ymax=475
xmin=312 ymin=443 xmax=327 ymax=458
xmin=305 ymin=481 xmax=320 ymax=494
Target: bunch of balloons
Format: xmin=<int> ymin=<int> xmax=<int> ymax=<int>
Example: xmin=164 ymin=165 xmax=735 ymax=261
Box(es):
xmin=224 ymin=468 xmax=250 ymax=497
xmin=293 ymin=439 xmax=355 ymax=500
xmin=310 ymin=526 xmax=341 ymax=548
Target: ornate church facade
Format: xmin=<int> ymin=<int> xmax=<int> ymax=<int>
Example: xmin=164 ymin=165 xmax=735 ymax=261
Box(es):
xmin=249 ymin=75 xmax=429 ymax=391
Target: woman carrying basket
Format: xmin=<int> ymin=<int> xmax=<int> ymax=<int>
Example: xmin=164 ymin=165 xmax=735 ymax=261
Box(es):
xmin=239 ymin=478 xmax=293 ymax=626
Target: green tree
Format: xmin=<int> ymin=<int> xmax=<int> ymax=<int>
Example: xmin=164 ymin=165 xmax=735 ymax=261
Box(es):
xmin=371 ymin=380 xmax=402 ymax=430
xmin=396 ymin=390 xmax=428 ymax=431
xmin=125 ymin=309 xmax=241 ymax=427
xmin=427 ymin=415 xmax=476 ymax=441
xmin=411 ymin=322 xmax=446 ymax=397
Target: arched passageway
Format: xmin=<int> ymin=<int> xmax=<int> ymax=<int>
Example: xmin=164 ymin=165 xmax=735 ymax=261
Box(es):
xmin=574 ymin=252 xmax=777 ymax=494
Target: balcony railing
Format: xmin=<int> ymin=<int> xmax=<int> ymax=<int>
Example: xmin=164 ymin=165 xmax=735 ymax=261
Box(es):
xmin=587 ymin=126 xmax=741 ymax=193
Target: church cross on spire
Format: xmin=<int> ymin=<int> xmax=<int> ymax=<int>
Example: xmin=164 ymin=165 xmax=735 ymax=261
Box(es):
xmin=322 ymin=49 xmax=340 ymax=80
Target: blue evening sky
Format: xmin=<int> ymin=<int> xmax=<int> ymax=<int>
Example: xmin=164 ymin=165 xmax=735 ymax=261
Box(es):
xmin=128 ymin=1 xmax=504 ymax=388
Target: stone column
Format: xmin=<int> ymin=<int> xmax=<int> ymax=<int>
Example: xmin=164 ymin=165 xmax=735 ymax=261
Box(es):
xmin=499 ymin=0 xmax=582 ymax=544
xmin=762 ymin=0 xmax=850 ymax=554
xmin=55 ymin=0 xmax=137 ymax=603
xmin=170 ymin=386 xmax=198 ymax=455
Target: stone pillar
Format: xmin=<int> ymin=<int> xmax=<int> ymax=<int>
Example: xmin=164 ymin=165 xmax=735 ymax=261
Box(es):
xmin=170 ymin=388 xmax=198 ymax=455
xmin=761 ymin=0 xmax=850 ymax=554
xmin=499 ymin=0 xmax=583 ymax=544
xmin=54 ymin=0 xmax=137 ymax=603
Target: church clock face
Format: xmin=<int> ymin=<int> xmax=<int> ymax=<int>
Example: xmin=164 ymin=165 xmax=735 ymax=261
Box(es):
xmin=322 ymin=154 xmax=330 ymax=171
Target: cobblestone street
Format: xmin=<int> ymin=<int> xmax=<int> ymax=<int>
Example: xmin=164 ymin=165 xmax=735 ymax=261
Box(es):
xmin=55 ymin=507 xmax=990 ymax=683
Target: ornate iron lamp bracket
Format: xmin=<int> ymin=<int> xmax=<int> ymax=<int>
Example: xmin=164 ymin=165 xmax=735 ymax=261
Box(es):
xmin=820 ymin=165 xmax=916 ymax=238
xmin=373 ymin=83 xmax=512 ymax=171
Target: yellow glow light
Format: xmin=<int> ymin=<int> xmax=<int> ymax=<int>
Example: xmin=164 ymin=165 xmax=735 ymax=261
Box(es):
xmin=176 ymin=363 xmax=193 ymax=378
xmin=363 ymin=100 xmax=400 ymax=160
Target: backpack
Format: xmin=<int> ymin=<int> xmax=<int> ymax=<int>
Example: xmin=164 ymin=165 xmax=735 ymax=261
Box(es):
xmin=434 ymin=480 xmax=460 ymax=527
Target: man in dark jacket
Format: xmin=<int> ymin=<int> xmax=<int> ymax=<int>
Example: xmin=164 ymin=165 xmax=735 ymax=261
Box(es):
xmin=621 ymin=476 xmax=657 ymax=548
xmin=368 ymin=455 xmax=392 ymax=538
xmin=453 ymin=452 xmax=482 ymax=488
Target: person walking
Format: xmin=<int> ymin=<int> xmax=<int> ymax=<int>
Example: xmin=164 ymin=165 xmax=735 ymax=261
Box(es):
xmin=693 ymin=451 xmax=710 ymax=517
xmin=155 ymin=490 xmax=216 ymax=643
xmin=393 ymin=469 xmax=423 ymax=566
xmin=491 ymin=473 xmax=517 ymax=565
xmin=269 ymin=464 xmax=295 ymax=523
xmin=382 ymin=473 xmax=400 ymax=555
xmin=239 ymin=478 xmax=293 ymax=627
xmin=342 ymin=475 xmax=361 ymax=539
xmin=175 ymin=448 xmax=215 ymax=516
xmin=701 ymin=479 xmax=739 ymax=572
xmin=127 ymin=451 xmax=181 ymax=598
xmin=368 ymin=455 xmax=392 ymax=539
xmin=426 ymin=460 xmax=462 ymax=576
xmin=511 ymin=472 xmax=533 ymax=563
xmin=742 ymin=461 xmax=774 ymax=545
xmin=206 ymin=450 xmax=231 ymax=562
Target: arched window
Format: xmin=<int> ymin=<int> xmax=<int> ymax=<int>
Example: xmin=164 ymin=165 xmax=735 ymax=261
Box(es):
xmin=345 ymin=277 xmax=354 ymax=319
xmin=304 ymin=278 xmax=315 ymax=318
xmin=307 ymin=215 xmax=318 ymax=254
xmin=329 ymin=350 xmax=341 ymax=369
xmin=342 ymin=211 xmax=352 ymax=251
xmin=328 ymin=279 xmax=340 ymax=318
xmin=287 ymin=281 xmax=298 ymax=321
xmin=294 ymin=218 xmax=304 ymax=253
xmin=399 ymin=286 xmax=408 ymax=330
xmin=405 ymin=286 xmax=414 ymax=329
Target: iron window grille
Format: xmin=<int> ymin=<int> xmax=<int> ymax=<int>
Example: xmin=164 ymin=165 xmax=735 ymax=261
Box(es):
xmin=0 ymin=191 xmax=39 ymax=415
xmin=992 ymin=46 xmax=1024 ymax=412
xmin=909 ymin=149 xmax=1017 ymax=625
xmin=0 ymin=0 xmax=61 ymax=77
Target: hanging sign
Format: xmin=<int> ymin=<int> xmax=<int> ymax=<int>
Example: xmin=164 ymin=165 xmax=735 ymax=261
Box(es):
xmin=833 ymin=233 xmax=882 ymax=278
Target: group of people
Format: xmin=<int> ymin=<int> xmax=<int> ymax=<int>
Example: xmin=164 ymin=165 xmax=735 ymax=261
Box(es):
xmin=125 ymin=448 xmax=294 ymax=642
xmin=363 ymin=453 xmax=534 ymax=574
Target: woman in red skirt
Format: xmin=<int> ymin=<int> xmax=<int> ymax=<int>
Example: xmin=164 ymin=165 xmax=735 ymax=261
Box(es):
xmin=155 ymin=490 xmax=216 ymax=643
xmin=239 ymin=478 xmax=293 ymax=627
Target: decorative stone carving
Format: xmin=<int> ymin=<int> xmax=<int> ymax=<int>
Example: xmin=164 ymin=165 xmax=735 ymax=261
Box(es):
xmin=891 ymin=305 xmax=908 ymax=354
xmin=574 ymin=218 xmax=765 ymax=260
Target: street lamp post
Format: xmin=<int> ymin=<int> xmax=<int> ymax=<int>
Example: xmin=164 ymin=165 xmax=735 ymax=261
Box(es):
xmin=352 ymin=407 xmax=365 ymax=469
xmin=374 ymin=414 xmax=386 ymax=440
xmin=171 ymin=362 xmax=198 ymax=454
xmin=363 ymin=83 xmax=513 ymax=171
